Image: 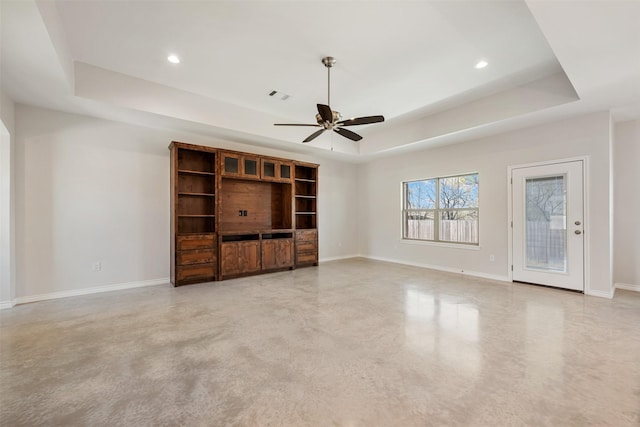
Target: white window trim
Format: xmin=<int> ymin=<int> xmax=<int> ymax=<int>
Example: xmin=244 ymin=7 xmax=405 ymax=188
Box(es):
xmin=401 ymin=172 xmax=479 ymax=246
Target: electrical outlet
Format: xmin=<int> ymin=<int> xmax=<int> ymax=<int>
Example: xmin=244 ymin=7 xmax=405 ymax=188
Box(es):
xmin=238 ymin=210 xmax=243 ymax=216
xmin=92 ymin=261 xmax=102 ymax=272
xmin=489 ymin=254 xmax=495 ymax=262
xmin=243 ymin=210 xmax=248 ymax=216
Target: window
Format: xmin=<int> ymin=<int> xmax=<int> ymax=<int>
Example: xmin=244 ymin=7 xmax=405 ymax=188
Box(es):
xmin=403 ymin=173 xmax=479 ymax=244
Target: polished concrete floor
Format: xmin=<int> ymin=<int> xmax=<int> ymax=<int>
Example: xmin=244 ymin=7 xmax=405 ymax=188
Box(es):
xmin=1 ymin=258 xmax=639 ymax=426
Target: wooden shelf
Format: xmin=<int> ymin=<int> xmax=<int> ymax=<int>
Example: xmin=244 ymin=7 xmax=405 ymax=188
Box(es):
xmin=178 ymin=169 xmax=216 ymax=176
xmin=178 ymin=192 xmax=215 ymax=197
xmin=176 ymin=147 xmax=215 ymax=174
xmin=295 ymin=178 xmax=316 ymax=183
xmin=176 ymin=217 xmax=215 ymax=234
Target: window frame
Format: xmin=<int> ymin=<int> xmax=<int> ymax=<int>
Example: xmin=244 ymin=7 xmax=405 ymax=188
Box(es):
xmin=402 ymin=172 xmax=479 ymax=246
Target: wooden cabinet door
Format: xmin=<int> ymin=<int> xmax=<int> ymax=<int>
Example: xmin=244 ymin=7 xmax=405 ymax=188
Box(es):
xmin=262 ymin=239 xmax=293 ymax=270
xmin=239 ymin=241 xmax=261 ymax=273
xmin=262 ymin=240 xmax=278 ymax=270
xmin=261 ymin=159 xmax=293 ymax=182
xmin=261 ymin=159 xmax=278 ymax=181
xmin=242 ymin=156 xmax=260 ymax=179
xmin=221 ymin=241 xmax=260 ymax=276
xmin=221 ymin=242 xmax=241 ymax=276
xmin=276 ymin=239 xmax=294 ymax=267
xmin=278 ymin=161 xmax=293 ymax=182
xmin=222 ymin=152 xmax=260 ymax=180
xmin=221 ymin=152 xmax=241 ymax=177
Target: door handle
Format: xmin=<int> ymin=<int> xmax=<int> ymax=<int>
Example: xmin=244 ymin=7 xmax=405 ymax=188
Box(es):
xmin=574 ymin=230 xmax=582 ymax=235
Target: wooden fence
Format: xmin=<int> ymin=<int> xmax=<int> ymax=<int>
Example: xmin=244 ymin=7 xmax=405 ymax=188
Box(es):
xmin=406 ymin=220 xmax=478 ymax=243
xmin=406 ymin=220 xmax=565 ymax=269
xmin=525 ymin=221 xmax=565 ymax=270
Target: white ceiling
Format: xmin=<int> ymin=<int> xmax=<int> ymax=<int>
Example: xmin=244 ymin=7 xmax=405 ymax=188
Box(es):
xmin=1 ymin=0 xmax=639 ymax=160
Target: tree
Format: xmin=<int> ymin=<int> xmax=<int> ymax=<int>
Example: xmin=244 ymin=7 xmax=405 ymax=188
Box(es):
xmin=440 ymin=175 xmax=478 ymax=220
xmin=406 ymin=179 xmax=436 ymax=218
xmin=526 ymin=177 xmax=564 ymax=221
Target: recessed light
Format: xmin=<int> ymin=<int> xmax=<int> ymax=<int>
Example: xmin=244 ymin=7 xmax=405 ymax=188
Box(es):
xmin=475 ymin=60 xmax=488 ymax=69
xmin=167 ymin=55 xmax=180 ymax=64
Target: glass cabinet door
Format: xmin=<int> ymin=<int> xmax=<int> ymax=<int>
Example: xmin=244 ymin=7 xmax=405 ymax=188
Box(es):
xmin=222 ymin=153 xmax=240 ymax=176
xmin=280 ymin=163 xmax=291 ymax=180
xmin=243 ymin=157 xmax=259 ymax=177
xmin=262 ymin=160 xmax=276 ymax=179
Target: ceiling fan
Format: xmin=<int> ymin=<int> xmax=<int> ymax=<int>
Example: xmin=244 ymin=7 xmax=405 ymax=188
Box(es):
xmin=274 ymin=56 xmax=385 ymax=143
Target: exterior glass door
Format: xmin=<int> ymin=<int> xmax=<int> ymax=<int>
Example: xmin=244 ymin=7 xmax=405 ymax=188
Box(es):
xmin=512 ymin=161 xmax=584 ymax=291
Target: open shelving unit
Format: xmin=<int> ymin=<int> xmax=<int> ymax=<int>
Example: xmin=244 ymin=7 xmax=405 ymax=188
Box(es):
xmin=176 ymin=148 xmax=216 ymax=234
xmin=170 ymin=143 xmax=218 ymax=285
xmin=294 ymin=163 xmax=318 ymax=266
xmin=294 ymin=164 xmax=317 ymax=229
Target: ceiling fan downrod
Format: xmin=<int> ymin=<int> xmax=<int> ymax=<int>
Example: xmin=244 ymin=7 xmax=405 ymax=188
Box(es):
xmin=322 ymin=56 xmax=336 ymax=107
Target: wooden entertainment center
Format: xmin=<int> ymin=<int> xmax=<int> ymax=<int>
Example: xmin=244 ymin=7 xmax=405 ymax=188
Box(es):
xmin=169 ymin=141 xmax=318 ymax=286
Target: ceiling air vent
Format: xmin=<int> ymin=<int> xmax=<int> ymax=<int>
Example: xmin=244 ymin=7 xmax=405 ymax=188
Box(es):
xmin=268 ymin=90 xmax=290 ymax=101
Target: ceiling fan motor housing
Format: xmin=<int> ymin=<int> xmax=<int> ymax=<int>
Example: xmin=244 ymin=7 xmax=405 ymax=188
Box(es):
xmin=316 ymin=111 xmax=342 ymax=128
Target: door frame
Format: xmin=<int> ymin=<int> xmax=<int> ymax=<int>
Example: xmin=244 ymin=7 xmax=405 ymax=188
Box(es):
xmin=507 ymin=156 xmax=590 ymax=293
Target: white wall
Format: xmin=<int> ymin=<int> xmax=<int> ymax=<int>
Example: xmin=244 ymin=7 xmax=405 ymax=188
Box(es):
xmin=317 ymin=160 xmax=360 ymax=260
xmin=358 ymin=112 xmax=613 ymax=296
xmin=1 ymin=91 xmax=16 ymax=307
xmin=11 ymin=104 xmax=627 ymax=301
xmin=14 ymin=105 xmax=359 ymax=300
xmin=613 ymin=119 xmax=640 ymax=289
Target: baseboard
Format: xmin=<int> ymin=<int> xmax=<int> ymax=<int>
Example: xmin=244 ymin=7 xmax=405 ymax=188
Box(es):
xmin=14 ymin=277 xmax=170 ymax=306
xmin=318 ymin=254 xmax=360 ymax=263
xmin=0 ymin=300 xmax=16 ymax=310
xmin=361 ymin=255 xmax=511 ymax=283
xmin=585 ymin=288 xmax=615 ymax=299
xmin=615 ymin=283 xmax=640 ymax=293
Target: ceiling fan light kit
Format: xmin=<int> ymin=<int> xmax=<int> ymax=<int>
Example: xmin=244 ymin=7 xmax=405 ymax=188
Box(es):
xmin=274 ymin=56 xmax=385 ymax=143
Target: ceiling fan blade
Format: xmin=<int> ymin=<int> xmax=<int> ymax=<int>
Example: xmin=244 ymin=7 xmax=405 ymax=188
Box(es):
xmin=274 ymin=123 xmax=322 ymax=127
xmin=333 ymin=127 xmax=363 ymax=141
xmin=337 ymin=115 xmax=385 ymax=126
xmin=303 ymin=128 xmax=326 ymax=143
xmin=317 ymin=104 xmax=334 ymax=123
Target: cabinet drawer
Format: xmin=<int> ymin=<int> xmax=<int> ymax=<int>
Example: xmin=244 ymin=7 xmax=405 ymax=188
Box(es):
xmin=177 ymin=264 xmax=216 ymax=282
xmin=296 ymin=240 xmax=317 ymax=252
xmin=177 ymin=249 xmax=216 ymax=266
xmin=296 ymin=251 xmax=317 ymax=264
xmin=177 ymin=235 xmax=215 ymax=250
xmin=295 ymin=229 xmax=317 ymax=242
